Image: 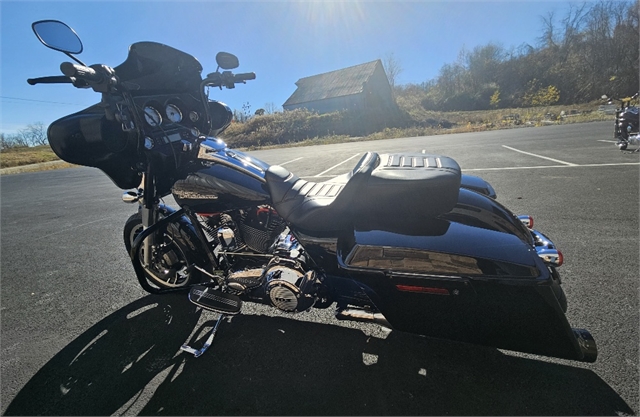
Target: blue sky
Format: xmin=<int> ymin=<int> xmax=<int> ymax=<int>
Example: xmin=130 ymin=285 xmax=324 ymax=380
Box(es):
xmin=2 ymin=0 xmax=582 ymax=134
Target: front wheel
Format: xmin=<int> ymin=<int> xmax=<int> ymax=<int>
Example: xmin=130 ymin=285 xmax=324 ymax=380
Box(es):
xmin=124 ymin=213 xmax=201 ymax=289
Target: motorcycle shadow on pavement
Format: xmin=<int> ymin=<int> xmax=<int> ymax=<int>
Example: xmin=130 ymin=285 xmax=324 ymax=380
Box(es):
xmin=4 ymin=295 xmax=633 ymax=416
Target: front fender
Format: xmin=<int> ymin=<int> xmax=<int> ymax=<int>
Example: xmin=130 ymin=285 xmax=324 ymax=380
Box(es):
xmin=156 ymin=205 xmax=210 ymax=267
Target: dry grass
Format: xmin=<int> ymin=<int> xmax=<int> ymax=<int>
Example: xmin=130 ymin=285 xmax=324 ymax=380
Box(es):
xmin=0 ymin=145 xmax=60 ymax=168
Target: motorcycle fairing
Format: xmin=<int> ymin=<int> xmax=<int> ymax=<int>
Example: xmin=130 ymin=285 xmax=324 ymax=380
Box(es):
xmin=47 ymin=105 xmax=142 ymax=189
xmin=47 ymin=42 xmax=207 ymax=189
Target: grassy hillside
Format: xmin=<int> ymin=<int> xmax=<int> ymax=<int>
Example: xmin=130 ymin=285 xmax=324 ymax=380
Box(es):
xmin=220 ymin=101 xmax=612 ymax=149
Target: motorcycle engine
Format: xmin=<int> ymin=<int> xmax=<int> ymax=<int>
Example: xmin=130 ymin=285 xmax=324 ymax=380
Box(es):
xmin=199 ymin=207 xmax=322 ymax=312
xmin=224 ymin=230 xmax=321 ymax=313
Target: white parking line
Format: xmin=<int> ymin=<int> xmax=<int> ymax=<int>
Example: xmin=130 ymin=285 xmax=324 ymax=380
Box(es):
xmin=278 ymin=157 xmax=304 ymax=166
xmin=314 ymin=153 xmax=361 ymax=177
xmin=598 ymin=140 xmax=618 ymax=143
xmin=502 ymin=145 xmax=577 ymax=166
xmin=465 ymin=162 xmax=640 ymax=172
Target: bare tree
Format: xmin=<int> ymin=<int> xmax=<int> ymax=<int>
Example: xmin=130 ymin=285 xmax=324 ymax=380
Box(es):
xmin=0 ymin=133 xmax=9 ymax=149
xmin=264 ymin=102 xmax=280 ymax=114
xmin=19 ymin=122 xmax=48 ymax=146
xmin=539 ymin=11 xmax=559 ymax=48
xmin=383 ymin=52 xmax=403 ymax=90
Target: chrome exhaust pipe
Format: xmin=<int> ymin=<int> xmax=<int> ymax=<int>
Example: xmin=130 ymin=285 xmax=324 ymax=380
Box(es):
xmin=335 ymin=308 xmax=393 ymax=329
xmin=573 ymin=328 xmax=598 ymax=363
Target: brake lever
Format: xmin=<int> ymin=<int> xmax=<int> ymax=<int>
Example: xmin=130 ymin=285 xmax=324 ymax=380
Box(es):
xmin=27 ymin=76 xmax=73 ymax=85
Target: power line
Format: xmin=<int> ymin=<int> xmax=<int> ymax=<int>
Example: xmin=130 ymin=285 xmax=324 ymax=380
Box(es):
xmin=0 ymin=96 xmax=83 ymax=106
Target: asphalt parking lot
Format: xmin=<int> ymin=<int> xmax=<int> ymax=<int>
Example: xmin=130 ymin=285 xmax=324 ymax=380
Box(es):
xmin=1 ymin=121 xmax=638 ymax=415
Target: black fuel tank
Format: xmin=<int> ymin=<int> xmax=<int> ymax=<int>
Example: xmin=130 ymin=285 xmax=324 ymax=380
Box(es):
xmin=172 ymin=139 xmax=271 ymax=212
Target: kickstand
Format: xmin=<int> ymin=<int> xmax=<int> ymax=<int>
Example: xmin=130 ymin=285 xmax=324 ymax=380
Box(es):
xmin=180 ymin=314 xmax=226 ymax=358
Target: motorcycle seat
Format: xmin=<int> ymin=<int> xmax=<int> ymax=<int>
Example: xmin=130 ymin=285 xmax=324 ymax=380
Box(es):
xmin=266 ymin=152 xmax=461 ymax=233
xmin=266 ymin=152 xmax=378 ymax=232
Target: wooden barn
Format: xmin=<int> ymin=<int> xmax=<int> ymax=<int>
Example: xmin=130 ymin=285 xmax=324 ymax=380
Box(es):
xmin=282 ymin=60 xmax=397 ymax=114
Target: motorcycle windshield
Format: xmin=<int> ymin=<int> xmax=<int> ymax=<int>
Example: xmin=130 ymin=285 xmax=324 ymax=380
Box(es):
xmin=113 ymin=41 xmax=203 ymax=94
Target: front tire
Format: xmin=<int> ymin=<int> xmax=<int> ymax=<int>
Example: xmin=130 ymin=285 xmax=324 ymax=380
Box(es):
xmin=124 ymin=213 xmax=201 ymax=289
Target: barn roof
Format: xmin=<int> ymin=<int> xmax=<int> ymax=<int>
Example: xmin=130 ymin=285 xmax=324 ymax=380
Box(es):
xmin=283 ymin=60 xmax=381 ymax=107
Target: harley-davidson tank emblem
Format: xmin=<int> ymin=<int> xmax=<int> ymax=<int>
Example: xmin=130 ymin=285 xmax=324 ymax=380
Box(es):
xmin=172 ymin=181 xmax=219 ymax=200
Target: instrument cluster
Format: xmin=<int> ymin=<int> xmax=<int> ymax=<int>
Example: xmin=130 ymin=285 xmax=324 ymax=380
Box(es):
xmin=135 ymin=94 xmax=208 ymax=141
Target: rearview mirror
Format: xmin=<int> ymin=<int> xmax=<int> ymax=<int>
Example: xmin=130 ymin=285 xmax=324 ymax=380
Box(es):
xmin=32 ymin=20 xmax=83 ymax=54
xmin=216 ymin=52 xmax=239 ymax=70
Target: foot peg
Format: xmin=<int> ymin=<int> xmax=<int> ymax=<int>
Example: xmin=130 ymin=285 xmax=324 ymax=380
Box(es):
xmin=181 ymin=286 xmax=241 ymax=358
xmin=181 ymin=314 xmax=226 ymax=358
xmin=187 ymin=285 xmax=242 ymax=315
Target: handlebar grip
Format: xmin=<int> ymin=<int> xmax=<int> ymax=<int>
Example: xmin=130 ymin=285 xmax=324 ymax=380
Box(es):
xmin=60 ymin=62 xmax=103 ymax=83
xmin=234 ymin=72 xmax=256 ymax=82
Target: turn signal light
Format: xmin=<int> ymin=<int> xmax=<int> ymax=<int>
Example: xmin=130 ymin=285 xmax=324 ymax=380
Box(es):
xmin=537 ymin=248 xmax=563 ymax=267
xmin=517 ymin=215 xmax=534 ymax=229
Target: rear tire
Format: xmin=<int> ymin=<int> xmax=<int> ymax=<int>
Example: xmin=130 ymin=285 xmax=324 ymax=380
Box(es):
xmin=124 ymin=213 xmax=201 ymax=289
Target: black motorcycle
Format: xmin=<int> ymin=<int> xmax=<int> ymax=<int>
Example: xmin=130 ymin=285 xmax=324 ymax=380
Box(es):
xmin=602 ymin=92 xmax=639 ymax=151
xmin=28 ymin=20 xmax=597 ymax=362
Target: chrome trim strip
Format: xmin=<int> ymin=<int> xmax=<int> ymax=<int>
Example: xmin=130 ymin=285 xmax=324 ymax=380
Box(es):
xmin=197 ymin=143 xmax=267 ymax=183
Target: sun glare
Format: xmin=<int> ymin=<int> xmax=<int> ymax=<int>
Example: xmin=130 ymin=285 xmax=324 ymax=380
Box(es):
xmin=299 ymin=1 xmax=367 ymax=31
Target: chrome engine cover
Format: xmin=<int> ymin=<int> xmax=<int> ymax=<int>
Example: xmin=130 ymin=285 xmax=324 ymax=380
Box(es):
xmin=264 ymin=263 xmax=319 ymax=313
xmin=265 ymin=264 xmax=305 ymax=312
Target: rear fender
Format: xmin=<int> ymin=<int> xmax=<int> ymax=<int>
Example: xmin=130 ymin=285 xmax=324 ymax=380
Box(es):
xmin=460 ymin=174 xmax=497 ymax=198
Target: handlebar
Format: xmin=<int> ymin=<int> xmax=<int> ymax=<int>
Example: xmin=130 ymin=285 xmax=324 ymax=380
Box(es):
xmin=204 ymin=71 xmax=255 ymax=89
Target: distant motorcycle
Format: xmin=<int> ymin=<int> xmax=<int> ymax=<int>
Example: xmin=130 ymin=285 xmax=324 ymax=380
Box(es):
xmin=602 ymin=92 xmax=639 ymax=151
xmin=27 ymin=20 xmax=597 ymax=363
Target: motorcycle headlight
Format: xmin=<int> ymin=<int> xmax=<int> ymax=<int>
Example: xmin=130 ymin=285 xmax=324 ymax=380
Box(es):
xmin=627 ymin=125 xmax=633 ymax=132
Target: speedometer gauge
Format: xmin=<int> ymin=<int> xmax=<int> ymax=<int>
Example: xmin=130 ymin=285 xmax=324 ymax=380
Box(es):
xmin=143 ymin=106 xmax=162 ymax=127
xmin=165 ymin=104 xmax=182 ymax=123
